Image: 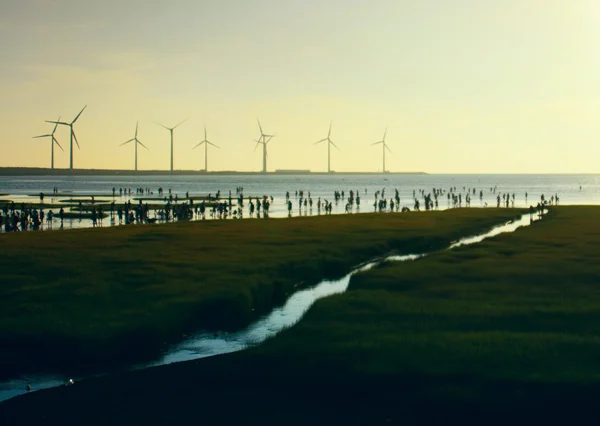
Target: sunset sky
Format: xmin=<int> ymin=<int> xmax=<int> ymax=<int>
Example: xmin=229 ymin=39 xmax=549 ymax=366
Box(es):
xmin=1 ymin=0 xmax=599 ymax=173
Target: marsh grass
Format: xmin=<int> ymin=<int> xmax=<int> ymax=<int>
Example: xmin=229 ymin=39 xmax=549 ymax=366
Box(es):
xmin=5 ymin=207 xmax=600 ymax=425
xmin=0 ymin=209 xmax=520 ymax=375
xmin=231 ymin=206 xmax=600 ymax=413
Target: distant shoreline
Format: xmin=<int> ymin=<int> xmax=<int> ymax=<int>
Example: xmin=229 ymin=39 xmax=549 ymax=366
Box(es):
xmin=0 ymin=167 xmax=427 ymax=176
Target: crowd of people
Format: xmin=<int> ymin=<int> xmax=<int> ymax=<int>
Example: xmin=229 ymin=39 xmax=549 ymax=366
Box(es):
xmin=1 ymin=201 xmax=66 ymax=232
xmin=0 ymin=184 xmax=560 ymax=233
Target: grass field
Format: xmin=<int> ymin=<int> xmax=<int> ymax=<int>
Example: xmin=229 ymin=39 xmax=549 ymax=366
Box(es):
xmin=3 ymin=206 xmax=600 ymax=425
xmin=0 ymin=208 xmax=520 ymax=376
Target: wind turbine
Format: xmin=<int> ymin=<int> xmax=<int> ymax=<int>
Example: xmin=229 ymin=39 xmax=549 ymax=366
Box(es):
xmin=315 ymin=121 xmax=339 ymax=173
xmin=120 ymin=121 xmax=148 ymax=172
xmin=254 ymin=118 xmax=274 ymax=173
xmin=47 ymin=105 xmax=87 ymax=171
xmin=371 ymin=127 xmax=391 ymax=173
xmin=33 ymin=117 xmax=63 ymax=169
xmin=155 ymin=118 xmax=187 ymax=172
xmin=193 ymin=126 xmax=219 ymax=172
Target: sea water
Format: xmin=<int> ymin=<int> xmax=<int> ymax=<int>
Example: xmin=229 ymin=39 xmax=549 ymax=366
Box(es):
xmin=0 ymin=174 xmax=598 ymax=230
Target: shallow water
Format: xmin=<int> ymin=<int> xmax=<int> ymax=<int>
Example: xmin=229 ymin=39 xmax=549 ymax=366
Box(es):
xmin=0 ymin=211 xmax=541 ymax=402
xmin=0 ymin=173 xmax=595 ymax=231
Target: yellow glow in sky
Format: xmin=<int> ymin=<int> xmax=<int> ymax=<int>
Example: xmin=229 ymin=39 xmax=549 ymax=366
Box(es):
xmin=1 ymin=0 xmax=599 ymax=173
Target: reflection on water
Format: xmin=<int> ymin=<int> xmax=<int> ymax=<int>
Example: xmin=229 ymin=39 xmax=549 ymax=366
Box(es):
xmin=0 ymin=173 xmax=594 ymax=232
xmin=0 ymin=213 xmax=539 ymax=402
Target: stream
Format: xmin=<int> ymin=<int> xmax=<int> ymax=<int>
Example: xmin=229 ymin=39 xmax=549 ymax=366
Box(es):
xmin=0 ymin=212 xmax=541 ymax=402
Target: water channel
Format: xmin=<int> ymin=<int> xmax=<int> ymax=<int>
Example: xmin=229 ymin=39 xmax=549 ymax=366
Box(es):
xmin=0 ymin=212 xmax=541 ymax=402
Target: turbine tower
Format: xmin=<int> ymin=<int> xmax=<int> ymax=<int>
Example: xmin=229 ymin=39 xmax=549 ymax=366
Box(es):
xmin=33 ymin=117 xmax=63 ymax=169
xmin=371 ymin=127 xmax=391 ymax=173
xmin=254 ymin=118 xmax=274 ymax=173
xmin=315 ymin=121 xmax=339 ymax=173
xmin=156 ymin=118 xmax=187 ymax=172
xmin=120 ymin=121 xmax=148 ymax=172
xmin=47 ymin=106 xmax=87 ymax=171
xmin=193 ymin=126 xmax=219 ymax=172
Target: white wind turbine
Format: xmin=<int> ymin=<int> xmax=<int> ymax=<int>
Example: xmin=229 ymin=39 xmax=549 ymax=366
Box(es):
xmin=254 ymin=118 xmax=274 ymax=173
xmin=155 ymin=118 xmax=187 ymax=172
xmin=120 ymin=121 xmax=148 ymax=172
xmin=371 ymin=127 xmax=391 ymax=173
xmin=47 ymin=105 xmax=87 ymax=171
xmin=315 ymin=121 xmax=339 ymax=173
xmin=193 ymin=126 xmax=219 ymax=172
xmin=33 ymin=117 xmax=63 ymax=169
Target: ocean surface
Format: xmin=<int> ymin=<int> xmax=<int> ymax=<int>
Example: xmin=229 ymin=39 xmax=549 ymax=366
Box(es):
xmin=1 ymin=174 xmax=599 ymax=231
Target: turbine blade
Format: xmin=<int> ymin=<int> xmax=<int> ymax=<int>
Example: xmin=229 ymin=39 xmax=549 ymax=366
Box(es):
xmin=33 ymin=134 xmax=52 ymax=139
xmin=254 ymin=141 xmax=260 ymax=151
xmin=371 ymin=141 xmax=383 ymax=146
xmin=72 ymin=129 xmax=80 ymax=149
xmin=208 ymin=141 xmax=219 ymax=148
xmin=315 ymin=138 xmax=327 ymax=145
xmin=46 ymin=121 xmax=68 ymax=125
xmin=135 ymin=121 xmax=139 ymax=138
xmin=385 ymin=145 xmax=392 ymax=154
xmin=120 ymin=138 xmax=135 ymax=146
xmin=71 ymin=105 xmax=87 ymax=124
xmin=383 ymin=127 xmax=387 ymax=141
xmin=330 ymin=140 xmax=340 ymax=150
xmin=154 ymin=121 xmax=170 ymax=130
xmin=257 ymin=118 xmax=263 ymax=134
xmin=52 ymin=116 xmax=61 ymax=134
xmin=137 ymin=139 xmax=149 ymax=150
xmin=328 ymin=121 xmax=332 ymax=138
xmin=204 ymin=126 xmax=207 ymax=140
xmin=193 ymin=141 xmax=203 ymax=149
xmin=54 ymin=137 xmax=64 ymax=151
xmin=173 ymin=118 xmax=188 ymax=130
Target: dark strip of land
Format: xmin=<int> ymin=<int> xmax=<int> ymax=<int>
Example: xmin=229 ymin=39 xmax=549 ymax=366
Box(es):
xmin=0 ymin=167 xmax=426 ymax=176
xmin=0 ymin=209 xmax=518 ymax=378
xmin=3 ymin=207 xmax=600 ymax=425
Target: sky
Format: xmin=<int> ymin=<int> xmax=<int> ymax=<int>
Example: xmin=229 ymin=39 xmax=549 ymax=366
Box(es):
xmin=1 ymin=0 xmax=599 ymax=173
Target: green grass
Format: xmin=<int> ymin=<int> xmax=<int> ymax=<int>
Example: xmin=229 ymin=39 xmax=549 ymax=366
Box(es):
xmin=338 ymin=206 xmax=600 ymax=383
xmin=221 ymin=206 xmax=600 ymax=412
xmin=0 ymin=209 xmax=520 ymax=375
xmin=5 ymin=207 xmax=600 ymax=425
